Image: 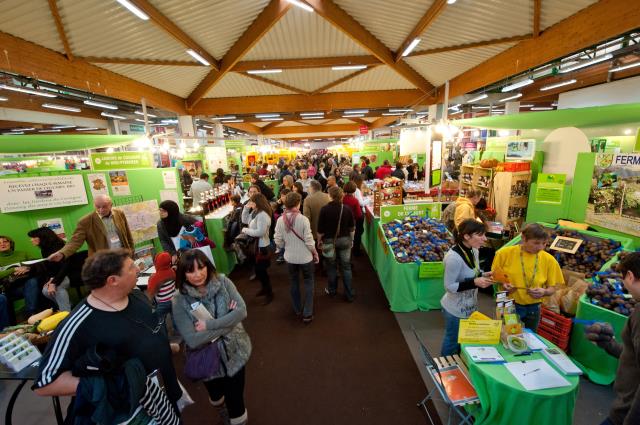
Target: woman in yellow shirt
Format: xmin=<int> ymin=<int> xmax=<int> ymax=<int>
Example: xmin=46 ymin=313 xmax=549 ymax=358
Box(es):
xmin=492 ymin=223 xmax=564 ymax=330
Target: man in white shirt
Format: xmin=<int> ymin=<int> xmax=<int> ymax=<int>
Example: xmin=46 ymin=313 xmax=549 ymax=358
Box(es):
xmin=189 ymin=173 xmax=213 ymax=205
xmin=297 ymin=169 xmax=312 ymax=193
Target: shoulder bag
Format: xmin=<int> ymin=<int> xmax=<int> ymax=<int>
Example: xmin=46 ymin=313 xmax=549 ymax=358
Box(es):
xmin=322 ymin=205 xmax=343 ymax=259
xmin=183 ymin=294 xmax=222 ymax=381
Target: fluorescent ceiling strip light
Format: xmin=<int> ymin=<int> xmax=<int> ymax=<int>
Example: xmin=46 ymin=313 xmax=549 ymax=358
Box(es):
xmin=447 ymin=0 xmax=457 ymax=4
xmin=39 ymin=129 xmax=61 ymax=133
xmin=202 ymin=125 xmax=214 ymax=129
xmin=149 ymin=123 xmax=166 ymax=126
xmin=76 ymin=127 xmax=99 ymax=131
xmin=467 ymin=93 xmax=488 ymax=103
xmin=448 ymin=104 xmax=461 ymax=110
xmin=12 ymin=128 xmax=34 ymax=131
xmin=0 ymin=84 xmax=56 ymax=98
xmin=416 ymin=111 xmax=429 ymax=116
xmin=161 ymin=119 xmax=178 ymax=124
xmin=84 ymin=99 xmax=118 ymax=109
xmin=134 ymin=110 xmax=157 ymax=118
xmin=500 ymin=93 xmax=523 ymax=102
xmin=609 ymin=62 xmax=640 ymax=72
xmin=382 ymin=112 xmax=405 ymax=116
xmin=101 ymin=112 xmax=126 ymax=119
xmin=221 ymin=119 xmax=244 ymax=123
xmin=247 ymin=69 xmax=282 ymax=75
xmin=134 ymin=119 xmax=147 ymax=123
xmin=332 ymin=65 xmax=367 ymax=71
xmin=0 ymin=96 xmax=7 ymax=101
xmin=491 ymin=109 xmax=505 ymax=112
xmin=186 ymin=49 xmax=210 ymax=66
xmin=4 ymin=132 xmax=23 ymax=135
xmin=501 ymin=78 xmax=534 ymax=92
xmin=211 ymin=115 xmax=236 ymax=120
xmin=401 ymin=38 xmax=421 ymax=57
xmin=255 ymin=114 xmax=280 ymax=118
xmin=389 ymin=108 xmax=413 ymax=113
xmin=116 ymin=0 xmax=149 ymax=20
xmin=343 ymin=114 xmax=364 ymax=118
xmin=42 ymin=103 xmax=81 ymax=112
xmin=540 ymin=79 xmax=577 ymax=91
xmin=345 ymin=109 xmax=368 ymax=114
xmin=472 ymin=106 xmax=490 ymax=110
xmin=530 ymin=107 xmax=554 ymax=111
xmin=285 ymin=0 xmax=314 ymax=12
xmin=560 ymin=54 xmax=612 ymax=73
xmin=261 ymin=118 xmax=284 ymax=121
xmin=519 ymin=104 xmax=534 ymax=108
xmin=300 ymin=112 xmax=324 ymax=116
xmin=52 ymin=125 xmax=76 ymax=129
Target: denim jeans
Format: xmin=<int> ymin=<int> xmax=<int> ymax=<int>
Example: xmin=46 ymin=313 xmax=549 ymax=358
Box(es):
xmin=515 ymin=303 xmax=542 ymax=331
xmin=325 ymin=239 xmax=353 ymax=300
xmin=0 ymin=294 xmax=9 ymax=329
xmin=599 ymin=418 xmax=615 ymax=425
xmin=41 ymin=277 xmax=71 ymax=311
xmin=288 ymin=261 xmax=315 ymax=317
xmin=440 ymin=308 xmax=462 ymax=356
xmin=7 ymin=276 xmax=40 ymax=321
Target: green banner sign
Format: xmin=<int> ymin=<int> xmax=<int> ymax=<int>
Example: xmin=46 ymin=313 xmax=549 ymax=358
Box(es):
xmin=419 ymin=262 xmax=444 ymax=278
xmin=379 ymin=203 xmax=441 ymax=223
xmin=535 ymin=173 xmax=566 ymax=205
xmin=90 ymin=151 xmax=153 ymax=170
xmin=224 ymin=140 xmax=246 ymax=150
xmin=128 ymin=124 xmax=146 ymax=133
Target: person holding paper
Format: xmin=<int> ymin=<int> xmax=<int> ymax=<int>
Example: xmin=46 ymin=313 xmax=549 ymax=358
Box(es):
xmin=585 ymin=253 xmax=640 ymax=425
xmin=0 ymin=235 xmax=41 ymax=322
xmin=440 ymin=220 xmax=494 ymax=356
xmin=172 ymin=249 xmax=251 ymax=425
xmin=492 ymin=223 xmax=563 ymax=331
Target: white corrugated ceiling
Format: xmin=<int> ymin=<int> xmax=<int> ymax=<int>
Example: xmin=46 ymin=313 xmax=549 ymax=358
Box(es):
xmin=273 ymin=121 xmax=305 ymax=127
xmin=205 ymin=73 xmax=294 ymax=98
xmin=97 ymin=64 xmax=210 ymax=98
xmin=406 ymin=43 xmax=517 ymax=86
xmin=58 ymin=0 xmax=190 ymax=61
xmin=335 ymin=0 xmax=435 ymax=52
xmin=148 ymin=0 xmax=269 ymax=60
xmin=328 ymin=118 xmax=359 ymax=125
xmin=243 ymin=7 xmax=369 ymax=60
xmin=0 ymin=0 xmax=64 ymax=53
xmin=258 ymin=68 xmax=354 ymax=92
xmin=324 ymin=66 xmax=415 ymax=92
xmin=417 ymin=0 xmax=531 ymax=51
xmin=540 ymin=0 xmax=598 ymax=30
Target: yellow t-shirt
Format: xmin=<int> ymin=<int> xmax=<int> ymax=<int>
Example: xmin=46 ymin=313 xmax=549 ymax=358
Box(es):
xmin=492 ymin=245 xmax=564 ymax=305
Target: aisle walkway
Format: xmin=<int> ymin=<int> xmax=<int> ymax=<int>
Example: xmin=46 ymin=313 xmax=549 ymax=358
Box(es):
xmin=180 ymin=254 xmax=436 ymax=425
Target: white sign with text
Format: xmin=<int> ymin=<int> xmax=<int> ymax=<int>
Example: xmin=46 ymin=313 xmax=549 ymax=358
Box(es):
xmin=0 ymin=175 xmax=88 ymax=213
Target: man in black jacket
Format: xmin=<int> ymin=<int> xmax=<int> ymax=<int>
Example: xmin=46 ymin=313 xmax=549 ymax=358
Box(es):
xmin=251 ymin=173 xmax=275 ymax=201
xmin=361 ymin=157 xmax=374 ymax=180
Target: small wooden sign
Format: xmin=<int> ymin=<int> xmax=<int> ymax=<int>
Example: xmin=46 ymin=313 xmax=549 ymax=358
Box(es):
xmin=549 ymin=236 xmax=583 ymax=254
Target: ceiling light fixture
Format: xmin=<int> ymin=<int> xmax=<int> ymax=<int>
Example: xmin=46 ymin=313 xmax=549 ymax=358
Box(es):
xmin=247 ymin=69 xmax=282 ymax=75
xmin=76 ymin=127 xmax=99 ymax=131
xmin=39 ymin=129 xmax=61 ymax=133
xmin=389 ymin=108 xmax=413 ymax=113
xmin=0 ymin=84 xmax=56 ymax=98
xmin=331 ymin=65 xmax=367 ymax=71
xmin=471 ymin=106 xmax=491 ymax=110
xmin=540 ymin=79 xmax=577 ymax=91
xmin=609 ymin=62 xmax=640 ymax=73
xmin=211 ymin=115 xmax=236 ymax=120
xmin=530 ymin=106 xmax=554 ymax=111
xmin=467 ymin=93 xmax=488 ymax=103
xmin=134 ymin=119 xmax=147 ymax=123
xmin=382 ymin=112 xmax=405 ymax=116
xmin=501 ymin=78 xmax=534 ymax=92
xmin=161 ymin=119 xmax=178 ymax=124
xmin=202 ymin=125 xmax=214 ymax=129
xmin=186 ymin=49 xmax=210 ymax=66
xmin=101 ymin=112 xmax=126 ymax=119
xmin=84 ymin=99 xmax=118 ymax=109
xmin=300 ymin=112 xmax=324 ymax=117
xmin=285 ymin=0 xmax=314 ymax=13
xmin=0 ymin=96 xmax=7 ymax=101
xmin=52 ymin=125 xmax=76 ymax=129
xmin=500 ymin=93 xmax=523 ymax=102
xmin=4 ymin=132 xmax=23 ymax=135
xmin=344 ymin=109 xmax=368 ymax=114
xmin=416 ymin=111 xmax=429 ymax=116
xmin=519 ymin=104 xmax=534 ymax=108
xmin=12 ymin=128 xmax=34 ymax=131
xmin=221 ymin=119 xmax=244 ymax=123
xmin=116 ymin=0 xmax=149 ymax=20
xmin=447 ymin=0 xmax=457 ymax=4
xmin=560 ymin=54 xmax=612 ymax=73
xmin=42 ymin=103 xmax=81 ymax=112
xmin=401 ymin=38 xmax=421 ymax=57
xmin=255 ymin=114 xmax=280 ymax=118
xmin=261 ymin=118 xmax=284 ymax=121
xmin=134 ymin=110 xmax=157 ymax=118
xmin=343 ymin=114 xmax=364 ymax=118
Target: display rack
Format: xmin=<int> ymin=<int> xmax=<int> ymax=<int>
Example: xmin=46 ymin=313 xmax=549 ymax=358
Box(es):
xmin=459 ymin=165 xmax=494 ymax=200
xmin=492 ymin=171 xmax=531 ymax=227
xmin=373 ymin=179 xmax=403 ymax=216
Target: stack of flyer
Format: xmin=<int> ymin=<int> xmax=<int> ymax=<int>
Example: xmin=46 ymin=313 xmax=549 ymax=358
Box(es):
xmin=0 ymin=332 xmax=41 ymax=372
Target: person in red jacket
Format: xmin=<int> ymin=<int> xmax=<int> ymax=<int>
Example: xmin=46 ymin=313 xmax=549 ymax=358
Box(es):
xmin=342 ymin=182 xmax=364 ymax=256
xmin=375 ymin=160 xmax=393 ymax=180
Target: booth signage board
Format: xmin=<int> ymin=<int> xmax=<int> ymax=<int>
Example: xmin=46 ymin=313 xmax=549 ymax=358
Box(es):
xmin=128 ymin=124 xmax=145 ymax=133
xmin=225 ymin=140 xmax=246 ymax=150
xmin=0 ymin=175 xmax=88 ymax=213
xmin=204 ymin=146 xmax=228 ymax=172
xmin=380 ymin=203 xmax=441 ymax=223
xmin=458 ymin=319 xmax=502 ymax=344
xmin=505 ymin=139 xmax=536 ymax=160
xmin=359 ymin=125 xmax=369 ymax=135
xmin=586 ymin=153 xmax=640 ymax=237
xmin=535 ymin=173 xmax=566 ymax=205
xmin=419 ymin=262 xmax=444 ymax=278
xmin=118 ymin=200 xmax=160 ymax=243
xmin=90 ymin=152 xmax=153 ymax=170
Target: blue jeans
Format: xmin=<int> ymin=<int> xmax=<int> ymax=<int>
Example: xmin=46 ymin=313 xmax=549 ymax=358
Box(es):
xmin=7 ymin=277 xmax=40 ymax=318
xmin=325 ymin=242 xmax=353 ymax=300
xmin=515 ymin=303 xmax=541 ymax=331
xmin=0 ymin=294 xmax=9 ymax=329
xmin=441 ymin=308 xmax=462 ymax=356
xmin=599 ymin=418 xmax=615 ymax=425
xmin=288 ymin=261 xmax=315 ymax=317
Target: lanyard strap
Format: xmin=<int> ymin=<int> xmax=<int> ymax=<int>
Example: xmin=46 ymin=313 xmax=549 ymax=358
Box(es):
xmin=457 ymin=244 xmax=480 ymax=277
xmin=519 ymin=246 xmax=539 ymax=289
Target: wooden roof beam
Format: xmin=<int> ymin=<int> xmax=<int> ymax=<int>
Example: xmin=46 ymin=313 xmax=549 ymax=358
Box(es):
xmin=533 ymin=0 xmax=541 ymax=37
xmin=0 ymin=31 xmax=187 ymax=114
xmin=191 ymin=90 xmax=432 ymax=115
xmin=395 ymin=0 xmax=447 ymax=62
xmin=437 ymin=0 xmax=640 ymax=102
xmin=407 ymin=35 xmax=532 ymax=57
xmin=127 ymin=0 xmax=218 ymax=69
xmin=311 ymin=66 xmax=375 ymax=94
xmin=306 ymin=0 xmax=434 ymax=94
xmin=80 ymin=57 xmax=201 ymax=66
xmin=259 ymin=121 xmax=282 ymax=133
xmin=233 ymin=55 xmax=380 ymax=71
xmin=187 ymin=0 xmax=292 ymax=109
xmin=242 ymin=72 xmax=310 ymax=95
xmin=223 ymin=122 xmax=262 ymax=135
xmin=370 ymin=116 xmax=400 ymax=129
xmin=47 ymin=0 xmax=73 ymax=61
xmin=262 ymin=123 xmax=359 ymax=135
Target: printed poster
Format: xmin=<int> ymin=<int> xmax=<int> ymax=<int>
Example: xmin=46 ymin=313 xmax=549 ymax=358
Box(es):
xmin=36 ymin=218 xmax=66 ymax=239
xmin=162 ymin=170 xmax=177 ymax=189
xmin=0 ymin=175 xmax=88 ymax=213
xmin=586 ymin=153 xmax=640 ymax=237
xmin=506 ymin=139 xmax=535 ymax=160
xmin=109 ymin=170 xmax=131 ymax=195
xmin=204 ymin=146 xmax=228 ymax=172
xmin=118 ymin=200 xmax=160 ymax=243
xmin=86 ymin=173 xmax=109 ymax=198
xmin=535 ymin=173 xmax=566 ymax=205
xmin=160 ymin=189 xmax=180 ymax=204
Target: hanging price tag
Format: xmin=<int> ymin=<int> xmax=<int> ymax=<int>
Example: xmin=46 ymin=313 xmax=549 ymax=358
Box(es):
xmin=418 ymin=261 xmax=444 ymax=278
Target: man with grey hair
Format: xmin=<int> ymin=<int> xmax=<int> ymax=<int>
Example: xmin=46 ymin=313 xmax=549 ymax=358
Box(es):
xmin=49 ymin=194 xmax=134 ymax=261
xmin=303 ymin=179 xmax=330 ymax=243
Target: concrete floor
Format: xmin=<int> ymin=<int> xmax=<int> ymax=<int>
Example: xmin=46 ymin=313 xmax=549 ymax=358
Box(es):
xmin=394 ymin=290 xmax=616 ymax=425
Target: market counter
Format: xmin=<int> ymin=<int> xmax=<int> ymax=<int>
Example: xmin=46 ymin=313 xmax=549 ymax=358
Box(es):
xmin=204 ymin=205 xmax=237 ymax=276
xmin=462 ymin=341 xmax=579 ymax=425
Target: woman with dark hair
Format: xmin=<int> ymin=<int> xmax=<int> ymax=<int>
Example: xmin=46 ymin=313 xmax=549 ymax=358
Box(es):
xmin=241 ymin=193 xmax=274 ymax=304
xmin=157 ymin=200 xmax=198 ymax=263
xmin=172 ymin=249 xmax=251 ymax=425
xmin=27 ymin=227 xmax=71 ymax=311
xmin=440 ymin=219 xmax=494 ymax=356
xmin=342 ymin=182 xmax=363 ymax=256
xmin=227 ymin=175 xmax=244 ymax=198
xmin=292 ymin=181 xmax=307 ymax=210
xmin=213 ymin=168 xmax=226 ymax=185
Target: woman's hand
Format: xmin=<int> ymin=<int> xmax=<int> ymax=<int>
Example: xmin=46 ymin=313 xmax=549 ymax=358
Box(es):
xmin=45 ymin=278 xmax=56 ymax=296
xmin=527 ymin=287 xmax=547 ymax=299
xmin=482 ymin=271 xmax=493 ymax=279
xmin=502 ymin=283 xmax=515 ymax=293
xmin=473 ymin=276 xmax=494 ymax=288
xmin=13 ymin=266 xmax=29 ymax=276
xmin=194 ymin=320 xmax=207 ymax=332
xmin=246 ymin=201 xmax=256 ymax=209
xmin=312 ymin=250 xmax=320 ymax=264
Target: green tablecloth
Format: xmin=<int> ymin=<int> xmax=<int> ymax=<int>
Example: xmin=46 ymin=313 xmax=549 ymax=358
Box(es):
xmin=204 ymin=212 xmax=237 ymax=276
xmin=569 ymin=294 xmax=628 ymax=384
xmin=462 ymin=340 xmax=579 ymax=425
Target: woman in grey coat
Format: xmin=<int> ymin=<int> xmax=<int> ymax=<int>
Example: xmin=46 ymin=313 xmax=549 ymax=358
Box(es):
xmin=173 ymin=249 xmax=251 ymax=425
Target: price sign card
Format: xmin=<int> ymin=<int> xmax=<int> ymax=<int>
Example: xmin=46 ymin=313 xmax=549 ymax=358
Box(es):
xmin=458 ymin=319 xmax=502 ymax=344
xmin=419 ymin=261 xmax=444 ymax=278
